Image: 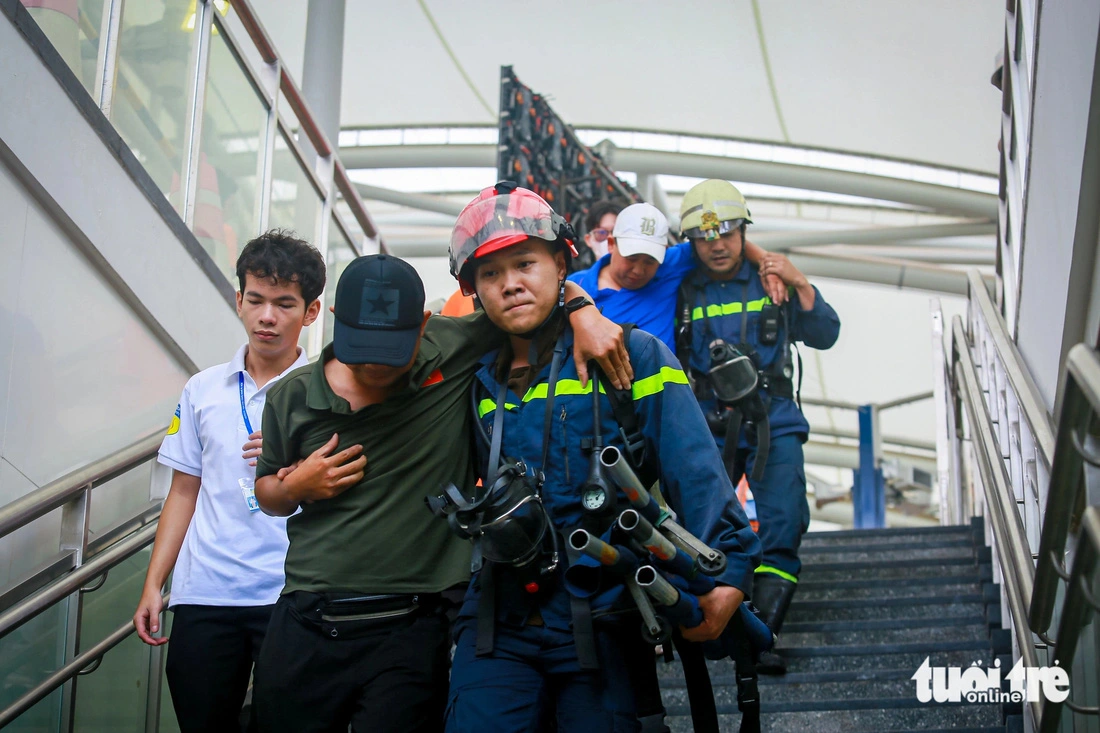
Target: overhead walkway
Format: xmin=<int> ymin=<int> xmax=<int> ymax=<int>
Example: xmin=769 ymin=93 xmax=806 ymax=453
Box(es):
xmin=2 ymin=0 xmax=1099 ymax=732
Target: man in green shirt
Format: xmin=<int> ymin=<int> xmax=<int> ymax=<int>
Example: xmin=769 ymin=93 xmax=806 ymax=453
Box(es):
xmin=252 ymin=253 xmax=629 ymax=733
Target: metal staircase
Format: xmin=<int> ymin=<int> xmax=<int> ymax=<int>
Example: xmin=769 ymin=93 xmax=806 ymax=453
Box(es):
xmin=662 ymin=522 xmax=1022 ymax=732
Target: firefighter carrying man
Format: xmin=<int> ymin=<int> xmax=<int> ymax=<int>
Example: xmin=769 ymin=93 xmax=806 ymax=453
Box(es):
xmin=434 ymin=182 xmax=762 ymax=732
xmin=677 ymin=179 xmax=841 ymax=674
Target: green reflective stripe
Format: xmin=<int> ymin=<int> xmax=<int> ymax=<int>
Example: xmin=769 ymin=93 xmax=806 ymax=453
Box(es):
xmin=477 ymin=398 xmax=518 ymax=419
xmin=522 ymin=380 xmax=605 ymax=402
xmin=485 ymin=367 xmax=690 ymax=414
xmin=755 ymin=565 xmax=798 ymax=583
xmin=632 ymin=367 xmax=689 ymax=400
xmin=691 ymin=296 xmax=772 ymax=321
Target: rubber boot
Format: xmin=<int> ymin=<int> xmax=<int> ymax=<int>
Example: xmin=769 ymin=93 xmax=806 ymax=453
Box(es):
xmin=751 ymin=573 xmax=798 ymax=675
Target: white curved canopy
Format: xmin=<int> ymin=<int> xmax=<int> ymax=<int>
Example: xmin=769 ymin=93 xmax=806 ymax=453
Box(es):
xmin=247 ymin=0 xmax=1006 ymax=510
xmin=255 ymin=0 xmax=1004 ymax=173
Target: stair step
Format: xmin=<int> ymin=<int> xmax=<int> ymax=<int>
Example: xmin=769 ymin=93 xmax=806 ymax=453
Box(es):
xmin=782 ymin=643 xmax=994 ymax=674
xmin=802 ymin=546 xmax=974 ymax=565
xmin=784 ymin=615 xmax=987 ymax=634
xmin=665 ymin=704 xmax=1003 ymax=732
xmin=799 ymin=559 xmax=980 ymax=583
xmin=795 ymin=579 xmax=982 ymax=602
xmin=801 ymin=538 xmax=974 ymax=555
xmin=802 ymin=525 xmax=974 ymax=543
xmin=666 ymin=683 xmax=998 ymax=712
xmin=664 ymin=676 xmax=917 ymax=705
xmin=780 ymin=622 xmax=989 ymax=649
xmin=653 ymin=644 xmax=996 ymax=677
xmin=788 ymin=595 xmax=986 ymax=623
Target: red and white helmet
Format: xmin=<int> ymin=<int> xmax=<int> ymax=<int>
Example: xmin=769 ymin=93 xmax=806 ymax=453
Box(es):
xmin=449 ymin=181 xmax=577 ymax=295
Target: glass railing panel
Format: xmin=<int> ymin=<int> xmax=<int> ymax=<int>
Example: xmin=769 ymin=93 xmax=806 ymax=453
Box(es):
xmin=0 ymin=508 xmax=63 ymax=593
xmin=71 ymin=548 xmax=151 ymax=732
xmin=195 ymin=24 xmax=269 ymax=281
xmin=323 ymin=217 xmax=357 ymax=345
xmin=19 ymin=0 xmax=105 ymax=97
xmin=72 ymin=635 xmax=151 ymax=733
xmin=0 ymin=597 xmax=68 ymax=732
xmin=109 ymin=0 xmax=195 ymax=217
xmin=218 ymin=2 xmax=267 ymax=94
xmin=269 ymin=129 xmax=323 ymax=245
xmin=88 ymin=458 xmax=154 ymax=538
xmin=156 ymin=609 xmax=180 ymax=733
xmin=277 ymin=94 xmax=319 ymax=173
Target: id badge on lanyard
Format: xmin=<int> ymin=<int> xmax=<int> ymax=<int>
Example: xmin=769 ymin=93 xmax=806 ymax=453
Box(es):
xmin=239 ymin=373 xmax=261 ymax=513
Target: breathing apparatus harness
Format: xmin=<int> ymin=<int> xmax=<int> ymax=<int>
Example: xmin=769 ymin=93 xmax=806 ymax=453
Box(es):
xmin=428 ymin=321 xmax=769 ymax=733
xmin=676 ymin=265 xmax=801 ymax=483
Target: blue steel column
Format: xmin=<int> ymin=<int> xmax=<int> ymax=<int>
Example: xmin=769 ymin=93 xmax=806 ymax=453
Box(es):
xmin=853 ymin=403 xmax=886 ymax=528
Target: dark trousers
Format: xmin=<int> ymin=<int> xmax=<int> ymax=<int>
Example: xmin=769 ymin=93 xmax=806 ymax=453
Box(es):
xmin=165 ymin=603 xmax=273 ymax=733
xmin=445 ymin=619 xmax=639 ymax=733
xmin=734 ymin=434 xmax=811 ymax=578
xmin=253 ymin=593 xmax=451 ymax=733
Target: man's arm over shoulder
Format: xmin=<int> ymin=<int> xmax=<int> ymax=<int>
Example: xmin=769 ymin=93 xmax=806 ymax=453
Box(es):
xmin=424 ymin=310 xmax=504 ymax=366
xmin=791 ymin=285 xmax=840 ymax=350
xmin=659 ymin=242 xmax=695 ymax=282
xmin=626 ymin=331 xmax=761 ymax=595
xmin=567 ymin=264 xmax=597 ymax=290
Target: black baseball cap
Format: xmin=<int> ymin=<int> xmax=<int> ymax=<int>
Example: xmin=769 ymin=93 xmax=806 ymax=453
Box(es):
xmin=332 ymin=254 xmax=426 ymax=366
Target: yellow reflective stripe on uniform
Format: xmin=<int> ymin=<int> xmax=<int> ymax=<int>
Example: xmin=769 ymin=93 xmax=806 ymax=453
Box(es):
xmin=691 ymin=296 xmax=772 ymax=321
xmin=477 ymin=399 xmax=518 ymax=419
xmin=755 ymin=565 xmax=798 ymax=583
xmin=522 ymin=380 xmax=606 ymax=402
xmin=631 ymin=366 xmax=689 ymax=399
xmin=480 ymin=367 xmax=690 ymax=417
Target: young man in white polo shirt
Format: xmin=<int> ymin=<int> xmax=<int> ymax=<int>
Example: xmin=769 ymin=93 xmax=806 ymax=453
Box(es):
xmin=133 ymin=231 xmax=326 ymax=733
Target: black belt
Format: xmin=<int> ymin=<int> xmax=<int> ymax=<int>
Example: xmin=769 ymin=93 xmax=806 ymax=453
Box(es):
xmin=286 ymin=591 xmax=440 ymax=638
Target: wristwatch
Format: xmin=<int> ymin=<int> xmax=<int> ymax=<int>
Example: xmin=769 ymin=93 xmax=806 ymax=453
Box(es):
xmin=564 ymin=296 xmax=594 ymax=315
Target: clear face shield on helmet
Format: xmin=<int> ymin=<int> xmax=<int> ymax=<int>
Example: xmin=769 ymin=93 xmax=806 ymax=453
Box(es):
xmin=449 ymin=191 xmax=573 ymax=295
xmin=683 ymin=216 xmax=745 ymax=243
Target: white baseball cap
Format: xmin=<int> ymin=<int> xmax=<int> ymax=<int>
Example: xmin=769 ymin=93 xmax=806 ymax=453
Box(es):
xmin=612 ymin=203 xmax=670 ymax=264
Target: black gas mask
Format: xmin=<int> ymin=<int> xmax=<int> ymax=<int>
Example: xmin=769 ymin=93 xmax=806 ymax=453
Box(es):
xmin=428 ymin=459 xmax=558 ymax=572
xmin=707 ymin=339 xmax=758 ymax=405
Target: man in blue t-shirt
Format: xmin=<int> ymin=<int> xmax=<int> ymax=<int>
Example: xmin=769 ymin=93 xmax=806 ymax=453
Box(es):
xmin=568 ymin=203 xmax=777 ymax=351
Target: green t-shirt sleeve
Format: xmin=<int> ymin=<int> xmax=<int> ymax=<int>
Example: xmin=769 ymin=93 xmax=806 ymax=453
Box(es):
xmin=426 ymin=310 xmax=503 ymax=370
xmin=255 ymin=379 xmax=296 ymax=480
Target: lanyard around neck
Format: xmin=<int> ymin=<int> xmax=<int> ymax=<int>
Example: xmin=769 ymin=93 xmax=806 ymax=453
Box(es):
xmin=238 ymin=372 xmax=255 ymax=435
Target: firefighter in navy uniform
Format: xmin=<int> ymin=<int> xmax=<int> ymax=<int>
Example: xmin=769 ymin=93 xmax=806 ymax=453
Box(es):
xmin=437 ymin=183 xmax=761 ymax=732
xmin=677 ymin=180 xmax=840 ymax=675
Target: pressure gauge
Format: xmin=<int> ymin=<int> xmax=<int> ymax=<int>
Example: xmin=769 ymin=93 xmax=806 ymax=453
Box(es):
xmin=582 ymin=484 xmax=610 ymax=512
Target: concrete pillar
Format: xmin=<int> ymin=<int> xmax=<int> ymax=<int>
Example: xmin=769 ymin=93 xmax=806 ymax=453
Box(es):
xmin=301 ymin=0 xmax=345 ymax=147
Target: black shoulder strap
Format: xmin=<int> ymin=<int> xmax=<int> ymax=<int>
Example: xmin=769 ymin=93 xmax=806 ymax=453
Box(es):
xmin=676 ymin=279 xmax=694 ymax=368
xmin=599 ymin=324 xmax=660 ymax=489
xmin=739 ymin=280 xmax=750 ymax=345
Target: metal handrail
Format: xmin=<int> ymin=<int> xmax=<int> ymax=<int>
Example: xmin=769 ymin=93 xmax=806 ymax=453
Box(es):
xmin=0 ymin=431 xmax=162 ymax=541
xmin=0 ymin=592 xmax=170 ymax=728
xmin=952 ymin=315 xmax=1043 ymax=725
xmin=0 ymin=522 xmax=157 ymax=639
xmin=1040 ymin=507 xmax=1100 ymax=732
xmin=1033 ymin=345 xmax=1100 ymax=631
xmin=225 ymin=0 xmax=381 ymax=246
xmin=967 ymin=270 xmax=1056 ymax=462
